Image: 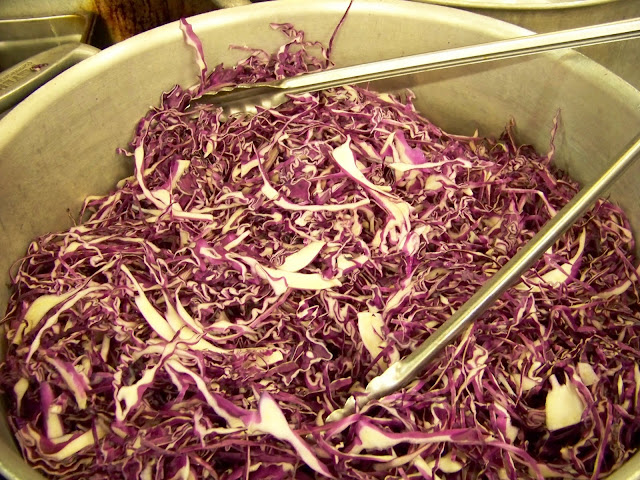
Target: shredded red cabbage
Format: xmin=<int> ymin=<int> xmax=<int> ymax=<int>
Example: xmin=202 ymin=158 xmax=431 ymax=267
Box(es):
xmin=2 ymin=18 xmax=640 ymax=480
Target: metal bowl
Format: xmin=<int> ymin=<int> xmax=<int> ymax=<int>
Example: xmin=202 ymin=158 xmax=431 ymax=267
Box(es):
xmin=414 ymin=0 xmax=640 ymax=89
xmin=1 ymin=0 xmax=640 ymax=478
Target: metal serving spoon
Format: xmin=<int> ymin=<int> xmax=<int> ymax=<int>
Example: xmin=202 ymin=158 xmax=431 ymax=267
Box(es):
xmin=188 ymin=17 xmax=640 ymax=117
xmin=327 ymin=133 xmax=640 ymax=422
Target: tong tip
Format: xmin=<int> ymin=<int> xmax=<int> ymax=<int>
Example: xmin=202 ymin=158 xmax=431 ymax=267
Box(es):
xmin=325 ymin=396 xmax=356 ymax=423
xmin=325 ymin=362 xmax=407 ymax=422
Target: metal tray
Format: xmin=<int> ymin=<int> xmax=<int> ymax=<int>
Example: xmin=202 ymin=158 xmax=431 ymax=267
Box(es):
xmin=0 ymin=13 xmax=94 ymax=71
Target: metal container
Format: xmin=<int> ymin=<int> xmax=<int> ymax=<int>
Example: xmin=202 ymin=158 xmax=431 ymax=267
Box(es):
xmin=0 ymin=14 xmax=94 ymax=70
xmin=416 ymin=0 xmax=640 ymax=89
xmin=1 ymin=0 xmax=640 ymax=478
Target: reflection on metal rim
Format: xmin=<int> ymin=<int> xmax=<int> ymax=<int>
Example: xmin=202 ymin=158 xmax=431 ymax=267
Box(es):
xmin=418 ymin=0 xmax=622 ymax=10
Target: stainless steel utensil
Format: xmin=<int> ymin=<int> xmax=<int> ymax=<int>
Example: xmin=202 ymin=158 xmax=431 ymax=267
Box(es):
xmin=189 ymin=17 xmax=640 ymax=117
xmin=327 ymin=133 xmax=640 ymax=422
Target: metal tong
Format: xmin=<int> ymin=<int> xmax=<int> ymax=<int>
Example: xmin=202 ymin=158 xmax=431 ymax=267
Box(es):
xmin=189 ymin=16 xmax=640 ymax=419
xmin=189 ymin=17 xmax=640 ymax=117
xmin=327 ymin=134 xmax=640 ymax=421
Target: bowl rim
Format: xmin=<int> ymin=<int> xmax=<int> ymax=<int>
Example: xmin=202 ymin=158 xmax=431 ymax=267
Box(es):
xmin=414 ymin=0 xmax=623 ymax=11
xmin=1 ymin=2 xmax=640 ymax=480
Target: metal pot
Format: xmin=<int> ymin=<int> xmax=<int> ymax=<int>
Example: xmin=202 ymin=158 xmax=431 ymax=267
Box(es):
xmin=1 ymin=0 xmax=640 ymax=478
xmin=414 ymin=0 xmax=640 ymax=89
